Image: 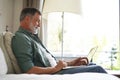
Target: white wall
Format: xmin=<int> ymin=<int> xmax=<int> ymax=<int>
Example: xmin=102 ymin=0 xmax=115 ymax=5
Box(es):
xmin=0 ymin=0 xmax=14 ymax=33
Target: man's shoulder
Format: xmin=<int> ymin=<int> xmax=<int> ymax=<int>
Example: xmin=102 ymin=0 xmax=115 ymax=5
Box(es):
xmin=15 ymin=31 xmax=27 ymax=37
xmin=13 ymin=31 xmax=31 ymax=42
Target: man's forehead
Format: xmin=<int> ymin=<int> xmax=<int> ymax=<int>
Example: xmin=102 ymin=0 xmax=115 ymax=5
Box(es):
xmin=33 ymin=13 xmax=41 ymax=19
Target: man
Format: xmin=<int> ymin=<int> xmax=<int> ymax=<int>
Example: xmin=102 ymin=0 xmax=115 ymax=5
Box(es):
xmin=11 ymin=8 xmax=107 ymax=74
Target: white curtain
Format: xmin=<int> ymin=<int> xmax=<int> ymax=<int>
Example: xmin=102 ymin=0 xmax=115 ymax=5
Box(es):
xmin=39 ymin=18 xmax=48 ymax=46
xmin=23 ymin=0 xmax=40 ymax=9
xmin=39 ymin=0 xmax=48 ymax=45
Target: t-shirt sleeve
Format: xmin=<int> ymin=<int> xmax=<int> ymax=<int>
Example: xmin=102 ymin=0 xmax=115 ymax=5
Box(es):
xmin=11 ymin=33 xmax=34 ymax=73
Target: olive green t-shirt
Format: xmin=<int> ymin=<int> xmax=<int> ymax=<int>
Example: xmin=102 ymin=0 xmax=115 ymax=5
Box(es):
xmin=11 ymin=27 xmax=56 ymax=73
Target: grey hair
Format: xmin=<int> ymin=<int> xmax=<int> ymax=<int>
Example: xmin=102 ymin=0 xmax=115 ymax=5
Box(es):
xmin=20 ymin=8 xmax=41 ymax=21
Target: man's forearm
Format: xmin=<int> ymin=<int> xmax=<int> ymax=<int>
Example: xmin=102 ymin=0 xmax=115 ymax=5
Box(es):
xmin=66 ymin=61 xmax=74 ymax=66
xmin=27 ymin=66 xmax=59 ymax=74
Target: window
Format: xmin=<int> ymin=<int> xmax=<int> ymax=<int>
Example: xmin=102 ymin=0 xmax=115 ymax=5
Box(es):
xmin=45 ymin=0 xmax=119 ymax=70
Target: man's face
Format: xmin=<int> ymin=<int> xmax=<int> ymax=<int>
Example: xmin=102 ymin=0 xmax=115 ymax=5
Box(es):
xmin=29 ymin=13 xmax=41 ymax=34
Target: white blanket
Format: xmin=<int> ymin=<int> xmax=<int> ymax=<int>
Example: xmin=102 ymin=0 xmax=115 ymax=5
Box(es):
xmin=0 ymin=73 xmax=119 ymax=80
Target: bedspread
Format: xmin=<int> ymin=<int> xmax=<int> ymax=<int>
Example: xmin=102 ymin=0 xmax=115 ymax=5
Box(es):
xmin=0 ymin=73 xmax=119 ymax=80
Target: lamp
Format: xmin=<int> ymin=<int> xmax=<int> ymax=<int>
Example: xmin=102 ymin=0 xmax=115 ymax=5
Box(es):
xmin=42 ymin=0 xmax=81 ymax=60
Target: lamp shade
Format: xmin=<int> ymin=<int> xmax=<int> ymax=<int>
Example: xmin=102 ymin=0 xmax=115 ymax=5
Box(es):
xmin=42 ymin=0 xmax=82 ymax=14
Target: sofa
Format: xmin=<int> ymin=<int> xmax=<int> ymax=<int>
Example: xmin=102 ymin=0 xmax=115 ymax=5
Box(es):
xmin=0 ymin=31 xmax=119 ymax=80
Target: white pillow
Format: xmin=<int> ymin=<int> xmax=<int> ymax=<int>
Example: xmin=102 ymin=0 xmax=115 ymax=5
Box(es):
xmin=0 ymin=47 xmax=7 ymax=74
xmin=4 ymin=32 xmax=21 ymax=73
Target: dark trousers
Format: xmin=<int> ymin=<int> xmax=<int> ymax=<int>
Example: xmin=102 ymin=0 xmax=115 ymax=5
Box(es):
xmin=56 ymin=65 xmax=107 ymax=74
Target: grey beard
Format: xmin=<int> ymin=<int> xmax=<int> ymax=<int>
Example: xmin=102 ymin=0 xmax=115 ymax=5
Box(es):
xmin=33 ymin=28 xmax=38 ymax=34
xmin=29 ymin=25 xmax=38 ymax=34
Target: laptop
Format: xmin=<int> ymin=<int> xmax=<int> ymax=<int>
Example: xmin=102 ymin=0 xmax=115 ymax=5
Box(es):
xmin=87 ymin=46 xmax=98 ymax=62
xmin=63 ymin=46 xmax=98 ymax=69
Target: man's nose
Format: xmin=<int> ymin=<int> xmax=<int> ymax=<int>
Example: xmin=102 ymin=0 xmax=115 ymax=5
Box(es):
xmin=37 ymin=22 xmax=40 ymax=27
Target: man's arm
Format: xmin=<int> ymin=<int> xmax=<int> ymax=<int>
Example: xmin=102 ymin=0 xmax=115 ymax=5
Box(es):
xmin=27 ymin=60 xmax=67 ymax=74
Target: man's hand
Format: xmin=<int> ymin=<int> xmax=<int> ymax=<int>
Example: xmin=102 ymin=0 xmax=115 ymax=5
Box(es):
xmin=74 ymin=57 xmax=89 ymax=66
xmin=68 ymin=57 xmax=89 ymax=66
xmin=54 ymin=60 xmax=67 ymax=71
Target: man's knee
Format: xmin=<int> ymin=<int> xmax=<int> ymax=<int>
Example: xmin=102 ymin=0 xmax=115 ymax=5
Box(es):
xmin=95 ymin=65 xmax=107 ymax=73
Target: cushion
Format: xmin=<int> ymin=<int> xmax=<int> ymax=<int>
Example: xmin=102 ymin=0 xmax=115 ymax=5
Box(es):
xmin=0 ymin=47 xmax=7 ymax=74
xmin=0 ymin=32 xmax=14 ymax=74
xmin=4 ymin=32 xmax=21 ymax=74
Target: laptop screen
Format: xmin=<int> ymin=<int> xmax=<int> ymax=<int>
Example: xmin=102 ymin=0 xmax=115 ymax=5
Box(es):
xmin=87 ymin=46 xmax=98 ymax=62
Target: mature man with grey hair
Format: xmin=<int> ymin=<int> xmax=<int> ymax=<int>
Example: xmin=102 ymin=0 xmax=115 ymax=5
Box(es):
xmin=11 ymin=8 xmax=107 ymax=74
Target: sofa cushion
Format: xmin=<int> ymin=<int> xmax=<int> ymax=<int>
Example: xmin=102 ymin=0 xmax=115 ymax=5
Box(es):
xmin=4 ymin=32 xmax=21 ymax=74
xmin=0 ymin=32 xmax=14 ymax=74
xmin=0 ymin=47 xmax=7 ymax=74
